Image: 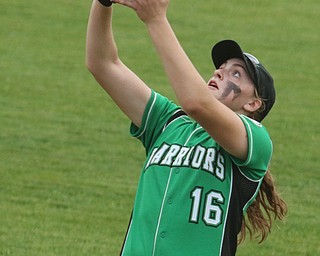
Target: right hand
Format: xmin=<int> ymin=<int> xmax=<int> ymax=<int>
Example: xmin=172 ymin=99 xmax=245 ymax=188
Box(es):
xmin=113 ymin=0 xmax=169 ymax=24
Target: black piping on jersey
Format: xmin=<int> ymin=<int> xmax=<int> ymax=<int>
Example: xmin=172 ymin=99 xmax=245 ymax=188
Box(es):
xmin=120 ymin=211 xmax=133 ymax=256
xmin=163 ymin=109 xmax=188 ymax=130
xmin=220 ymin=163 xmax=261 ymax=256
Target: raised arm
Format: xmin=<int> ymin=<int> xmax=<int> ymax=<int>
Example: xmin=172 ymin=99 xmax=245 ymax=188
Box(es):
xmin=86 ymin=0 xmax=151 ymax=127
xmin=113 ymin=0 xmax=249 ymax=160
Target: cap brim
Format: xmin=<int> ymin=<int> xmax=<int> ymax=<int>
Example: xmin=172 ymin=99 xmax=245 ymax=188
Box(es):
xmin=211 ymin=40 xmax=246 ymax=69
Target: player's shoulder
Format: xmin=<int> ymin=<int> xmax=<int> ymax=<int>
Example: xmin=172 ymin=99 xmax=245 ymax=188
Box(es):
xmin=237 ymin=114 xmax=273 ymax=171
xmin=239 ymin=114 xmax=263 ymax=126
xmin=239 ymin=115 xmax=270 ymax=136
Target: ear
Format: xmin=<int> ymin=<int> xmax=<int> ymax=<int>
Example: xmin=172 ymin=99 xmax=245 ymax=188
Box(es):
xmin=243 ymin=98 xmax=262 ymax=114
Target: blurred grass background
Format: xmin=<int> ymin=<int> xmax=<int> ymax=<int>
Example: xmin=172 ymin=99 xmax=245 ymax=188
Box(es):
xmin=0 ymin=0 xmax=319 ymax=255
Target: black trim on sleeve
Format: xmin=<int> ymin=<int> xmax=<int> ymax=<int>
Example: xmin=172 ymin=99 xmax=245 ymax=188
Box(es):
xmin=165 ymin=109 xmax=187 ymax=128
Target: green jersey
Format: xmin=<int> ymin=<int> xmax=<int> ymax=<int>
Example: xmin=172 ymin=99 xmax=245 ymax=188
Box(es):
xmin=121 ymin=91 xmax=273 ymax=256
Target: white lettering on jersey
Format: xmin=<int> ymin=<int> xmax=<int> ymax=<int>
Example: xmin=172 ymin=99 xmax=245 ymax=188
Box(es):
xmin=202 ymin=148 xmax=217 ymax=174
xmin=191 ymin=146 xmax=205 ymax=169
xmin=161 ymin=145 xmax=181 ymax=165
xmin=216 ymin=153 xmax=225 ymax=180
xmin=172 ymin=146 xmax=191 ymax=166
xmin=145 ymin=144 xmax=170 ymax=168
xmin=183 ymin=146 xmax=195 ymax=166
xmin=145 ymin=144 xmax=225 ymax=181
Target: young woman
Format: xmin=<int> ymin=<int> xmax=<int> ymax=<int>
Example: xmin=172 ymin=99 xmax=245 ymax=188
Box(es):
xmin=86 ymin=0 xmax=287 ymax=255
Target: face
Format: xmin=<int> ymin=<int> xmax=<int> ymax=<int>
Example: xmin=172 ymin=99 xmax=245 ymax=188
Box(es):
xmin=207 ymin=58 xmax=257 ymax=114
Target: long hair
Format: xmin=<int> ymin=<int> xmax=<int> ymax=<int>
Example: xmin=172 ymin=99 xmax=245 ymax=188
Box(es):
xmin=238 ymin=170 xmax=287 ymax=244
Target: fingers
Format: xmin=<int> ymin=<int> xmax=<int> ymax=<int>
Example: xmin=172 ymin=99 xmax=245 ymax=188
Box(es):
xmin=112 ymin=0 xmax=138 ymax=10
xmin=112 ymin=0 xmax=169 ymax=23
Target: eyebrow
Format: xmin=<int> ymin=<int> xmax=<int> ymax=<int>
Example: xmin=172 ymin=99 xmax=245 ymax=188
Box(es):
xmin=231 ymin=63 xmax=247 ymax=71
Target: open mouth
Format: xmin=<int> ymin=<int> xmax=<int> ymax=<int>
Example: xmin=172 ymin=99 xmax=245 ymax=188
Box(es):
xmin=208 ymin=80 xmax=218 ymax=90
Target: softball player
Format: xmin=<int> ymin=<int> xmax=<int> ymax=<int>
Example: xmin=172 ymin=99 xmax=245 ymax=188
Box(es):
xmin=86 ymin=0 xmax=287 ymax=255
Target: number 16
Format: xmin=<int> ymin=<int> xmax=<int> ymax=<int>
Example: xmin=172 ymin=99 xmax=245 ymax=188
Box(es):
xmin=189 ymin=187 xmax=224 ymax=227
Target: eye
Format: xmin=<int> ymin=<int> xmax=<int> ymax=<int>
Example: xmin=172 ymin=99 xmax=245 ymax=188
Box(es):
xmin=232 ymin=71 xmax=240 ymax=78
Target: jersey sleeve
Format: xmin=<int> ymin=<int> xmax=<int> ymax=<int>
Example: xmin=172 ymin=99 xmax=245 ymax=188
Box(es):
xmin=130 ymin=90 xmax=180 ymax=154
xmin=231 ymin=115 xmax=273 ymax=181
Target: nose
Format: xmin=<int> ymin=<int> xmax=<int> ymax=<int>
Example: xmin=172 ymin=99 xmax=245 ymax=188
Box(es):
xmin=213 ymin=69 xmax=223 ymax=80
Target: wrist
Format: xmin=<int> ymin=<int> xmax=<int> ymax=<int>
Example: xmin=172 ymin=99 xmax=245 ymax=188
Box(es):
xmin=98 ymin=0 xmax=113 ymax=7
xmin=145 ymin=16 xmax=168 ymax=28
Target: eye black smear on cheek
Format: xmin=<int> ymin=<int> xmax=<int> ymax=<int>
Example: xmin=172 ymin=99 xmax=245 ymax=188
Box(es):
xmin=220 ymin=81 xmax=242 ymax=100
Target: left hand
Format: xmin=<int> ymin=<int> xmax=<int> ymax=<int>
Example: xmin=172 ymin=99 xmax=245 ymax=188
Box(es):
xmin=113 ymin=0 xmax=169 ymax=23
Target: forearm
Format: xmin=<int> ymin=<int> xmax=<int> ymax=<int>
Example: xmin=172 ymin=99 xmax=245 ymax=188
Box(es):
xmin=86 ymin=0 xmax=118 ymax=71
xmin=86 ymin=0 xmax=151 ymax=127
xmin=146 ymin=18 xmax=208 ymax=110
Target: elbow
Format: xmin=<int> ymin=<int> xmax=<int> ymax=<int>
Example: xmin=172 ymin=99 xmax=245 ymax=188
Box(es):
xmin=85 ymin=55 xmax=119 ymax=79
xmin=86 ymin=59 xmax=95 ymax=75
xmin=86 ymin=60 xmax=108 ymax=82
xmin=85 ymin=54 xmax=101 ymax=76
xmin=85 ymin=47 xmax=120 ymax=77
xmin=85 ymin=52 xmax=96 ymax=74
xmin=180 ymin=97 xmax=207 ymax=118
xmin=180 ymin=90 xmax=217 ymax=120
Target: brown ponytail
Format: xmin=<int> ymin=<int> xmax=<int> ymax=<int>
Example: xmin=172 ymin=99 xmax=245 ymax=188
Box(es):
xmin=238 ymin=170 xmax=287 ymax=244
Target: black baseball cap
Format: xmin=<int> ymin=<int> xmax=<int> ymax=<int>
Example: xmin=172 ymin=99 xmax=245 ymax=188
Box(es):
xmin=211 ymin=40 xmax=276 ymax=121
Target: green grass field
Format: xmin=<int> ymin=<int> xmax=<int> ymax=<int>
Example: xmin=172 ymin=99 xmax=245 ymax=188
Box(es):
xmin=1 ymin=0 xmax=319 ymax=255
